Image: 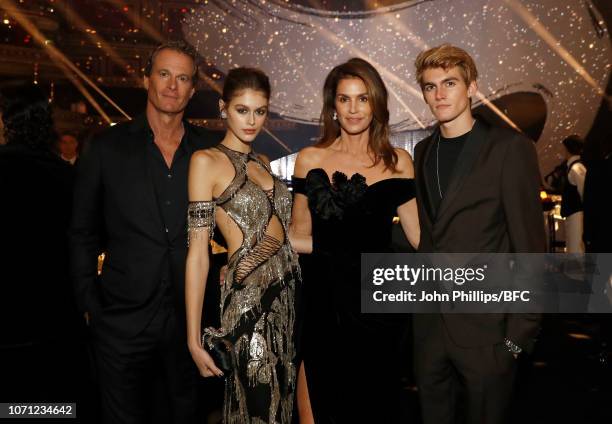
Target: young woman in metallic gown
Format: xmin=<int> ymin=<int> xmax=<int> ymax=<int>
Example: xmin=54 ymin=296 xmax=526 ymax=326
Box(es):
xmin=186 ymin=68 xmax=300 ymax=423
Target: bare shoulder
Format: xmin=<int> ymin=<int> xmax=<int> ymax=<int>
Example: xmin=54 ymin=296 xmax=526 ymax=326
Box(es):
xmin=294 ymin=146 xmax=328 ymax=177
xmin=188 ymin=148 xmax=226 ymax=199
xmin=393 ymin=147 xmax=415 ymax=177
xmin=190 ymin=147 xmax=222 ymax=170
xmin=394 ymin=147 xmax=414 ymax=164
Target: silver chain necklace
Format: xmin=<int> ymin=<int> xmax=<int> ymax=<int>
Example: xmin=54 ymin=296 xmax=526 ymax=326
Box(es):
xmin=435 ymin=131 xmax=443 ymax=199
xmin=435 ymin=120 xmax=476 ymax=200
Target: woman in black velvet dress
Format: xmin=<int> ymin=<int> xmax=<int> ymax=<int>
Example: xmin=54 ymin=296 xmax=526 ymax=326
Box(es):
xmin=289 ymin=58 xmax=420 ymax=423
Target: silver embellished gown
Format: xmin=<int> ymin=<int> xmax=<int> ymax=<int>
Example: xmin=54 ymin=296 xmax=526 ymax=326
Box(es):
xmin=189 ymin=144 xmax=300 ymax=424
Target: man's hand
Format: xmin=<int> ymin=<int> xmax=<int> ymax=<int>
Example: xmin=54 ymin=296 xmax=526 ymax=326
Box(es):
xmin=84 ymin=312 xmax=90 ymax=326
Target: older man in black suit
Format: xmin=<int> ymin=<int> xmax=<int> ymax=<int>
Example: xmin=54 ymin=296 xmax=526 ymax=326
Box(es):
xmin=411 ymin=44 xmax=546 ymax=424
xmin=70 ymin=41 xmax=219 ymax=424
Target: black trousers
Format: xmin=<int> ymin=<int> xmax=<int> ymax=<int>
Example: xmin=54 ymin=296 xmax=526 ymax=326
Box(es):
xmin=414 ymin=315 xmax=517 ymax=424
xmin=91 ymin=303 xmax=197 ymax=424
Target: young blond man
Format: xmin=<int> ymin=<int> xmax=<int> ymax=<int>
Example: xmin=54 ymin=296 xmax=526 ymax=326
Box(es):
xmin=412 ymin=44 xmax=545 ymax=424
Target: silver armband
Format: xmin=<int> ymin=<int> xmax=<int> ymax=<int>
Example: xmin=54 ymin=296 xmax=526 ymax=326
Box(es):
xmin=187 ymin=201 xmax=215 ymax=244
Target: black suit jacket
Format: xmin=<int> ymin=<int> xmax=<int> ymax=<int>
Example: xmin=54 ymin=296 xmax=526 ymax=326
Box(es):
xmin=69 ymin=114 xmax=219 ymax=339
xmin=413 ymin=119 xmax=545 ymax=353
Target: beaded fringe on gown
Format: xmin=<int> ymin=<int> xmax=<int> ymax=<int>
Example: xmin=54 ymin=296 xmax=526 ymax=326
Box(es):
xmin=188 ymin=144 xmax=300 ymax=423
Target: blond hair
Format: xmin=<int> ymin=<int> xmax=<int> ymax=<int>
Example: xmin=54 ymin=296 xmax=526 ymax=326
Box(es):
xmin=414 ymin=44 xmax=478 ymax=88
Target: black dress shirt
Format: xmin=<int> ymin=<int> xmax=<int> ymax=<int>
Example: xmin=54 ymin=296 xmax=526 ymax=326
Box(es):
xmin=146 ymin=124 xmax=197 ymax=296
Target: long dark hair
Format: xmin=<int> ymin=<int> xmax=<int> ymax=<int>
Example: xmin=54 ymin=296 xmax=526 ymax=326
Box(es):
xmin=317 ymin=58 xmax=397 ymax=172
xmin=1 ymin=84 xmax=55 ymax=150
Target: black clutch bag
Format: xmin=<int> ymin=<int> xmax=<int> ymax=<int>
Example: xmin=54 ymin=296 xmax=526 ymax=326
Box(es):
xmin=202 ymin=332 xmax=234 ymax=376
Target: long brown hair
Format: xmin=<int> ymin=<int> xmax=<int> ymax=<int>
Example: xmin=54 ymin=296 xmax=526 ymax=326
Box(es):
xmin=316 ymin=58 xmax=398 ymax=172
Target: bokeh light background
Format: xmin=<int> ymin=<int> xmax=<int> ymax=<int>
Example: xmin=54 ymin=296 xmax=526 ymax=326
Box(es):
xmin=184 ymin=0 xmax=610 ymax=174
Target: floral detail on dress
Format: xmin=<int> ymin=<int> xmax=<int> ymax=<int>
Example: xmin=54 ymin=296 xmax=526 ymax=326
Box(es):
xmin=304 ymin=168 xmax=368 ymax=220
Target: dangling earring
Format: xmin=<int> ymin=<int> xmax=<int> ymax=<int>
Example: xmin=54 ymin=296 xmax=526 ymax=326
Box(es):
xmin=332 ymin=111 xmax=337 ymax=120
xmin=220 ymin=110 xmax=227 ymax=119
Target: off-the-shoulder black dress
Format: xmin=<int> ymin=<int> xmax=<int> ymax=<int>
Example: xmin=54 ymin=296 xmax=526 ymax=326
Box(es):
xmin=292 ymin=168 xmax=416 ymax=423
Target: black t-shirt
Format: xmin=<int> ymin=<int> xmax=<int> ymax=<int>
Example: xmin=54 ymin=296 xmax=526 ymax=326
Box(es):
xmin=425 ymin=131 xmax=470 ymax=214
